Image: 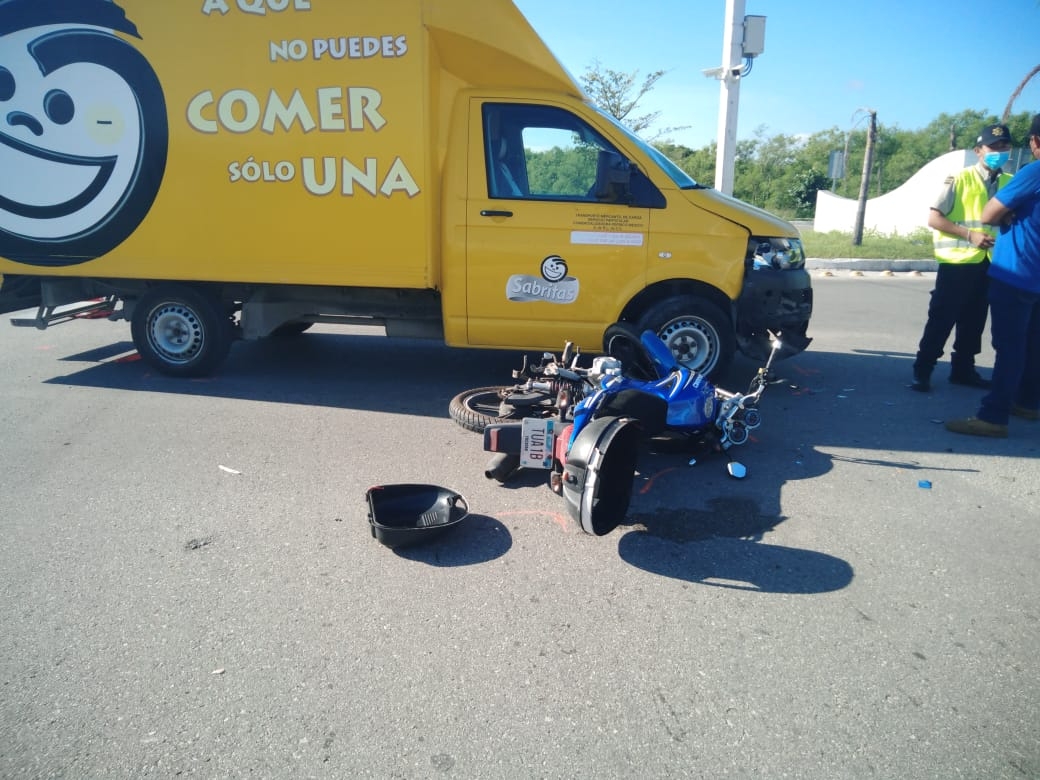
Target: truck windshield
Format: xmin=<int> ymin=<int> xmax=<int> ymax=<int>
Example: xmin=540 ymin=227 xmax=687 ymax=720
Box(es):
xmin=591 ymin=105 xmax=707 ymax=190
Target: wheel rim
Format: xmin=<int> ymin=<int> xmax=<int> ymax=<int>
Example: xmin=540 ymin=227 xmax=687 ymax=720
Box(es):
xmin=658 ymin=317 xmax=718 ymax=374
xmin=147 ymin=303 xmax=205 ymax=365
xmin=465 ymin=390 xmax=510 ymax=418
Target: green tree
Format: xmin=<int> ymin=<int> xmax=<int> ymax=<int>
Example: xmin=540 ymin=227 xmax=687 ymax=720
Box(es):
xmin=734 ymin=127 xmax=802 ymax=209
xmin=579 ymin=61 xmax=688 ymax=141
xmin=580 ymin=60 xmax=665 ymax=134
xmin=784 ymin=168 xmax=831 ymax=217
xmin=655 ymin=141 xmax=716 ymax=184
xmin=525 ymin=146 xmax=597 ymax=195
xmin=578 ymin=58 xmax=1038 ymax=215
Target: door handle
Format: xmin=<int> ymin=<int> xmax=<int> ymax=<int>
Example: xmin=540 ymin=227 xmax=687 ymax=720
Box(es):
xmin=480 ymin=210 xmax=514 ymax=218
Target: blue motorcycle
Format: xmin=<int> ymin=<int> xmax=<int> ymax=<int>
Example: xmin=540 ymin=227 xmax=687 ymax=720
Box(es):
xmin=571 ymin=323 xmax=780 ymax=458
xmin=463 ymin=324 xmax=784 ymax=535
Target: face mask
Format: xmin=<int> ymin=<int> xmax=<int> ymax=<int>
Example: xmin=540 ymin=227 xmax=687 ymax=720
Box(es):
xmin=984 ymin=151 xmax=1010 ymax=169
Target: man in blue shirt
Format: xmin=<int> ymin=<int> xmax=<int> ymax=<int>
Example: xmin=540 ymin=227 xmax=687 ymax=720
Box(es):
xmin=947 ymin=113 xmax=1040 ymax=438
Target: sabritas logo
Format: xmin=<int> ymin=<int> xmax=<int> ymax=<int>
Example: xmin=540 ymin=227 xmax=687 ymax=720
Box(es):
xmin=0 ymin=0 xmax=168 ymax=265
xmin=540 ymin=254 xmax=567 ymax=282
xmin=506 ymin=255 xmax=579 ymax=304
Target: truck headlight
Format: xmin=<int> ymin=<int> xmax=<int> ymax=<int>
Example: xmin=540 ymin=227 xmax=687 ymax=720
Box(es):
xmin=748 ymin=237 xmax=805 ymax=270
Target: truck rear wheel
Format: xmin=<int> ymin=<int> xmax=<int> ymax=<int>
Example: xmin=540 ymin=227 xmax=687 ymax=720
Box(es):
xmin=636 ymin=296 xmax=734 ymax=378
xmin=131 ymin=285 xmax=233 ymax=377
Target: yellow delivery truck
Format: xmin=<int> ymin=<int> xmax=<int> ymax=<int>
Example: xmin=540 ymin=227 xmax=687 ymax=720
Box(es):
xmin=0 ymin=0 xmax=811 ymax=376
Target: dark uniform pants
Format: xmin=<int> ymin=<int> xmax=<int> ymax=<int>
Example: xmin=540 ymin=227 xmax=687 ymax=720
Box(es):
xmin=915 ymin=260 xmax=990 ymax=376
xmin=977 ymin=278 xmax=1040 ymax=424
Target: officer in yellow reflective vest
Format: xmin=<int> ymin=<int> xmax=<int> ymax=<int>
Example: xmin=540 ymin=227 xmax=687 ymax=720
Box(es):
xmin=911 ymin=123 xmax=1014 ymax=392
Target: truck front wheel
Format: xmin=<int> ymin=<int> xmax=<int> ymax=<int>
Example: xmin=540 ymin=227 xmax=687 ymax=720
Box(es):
xmin=636 ymin=296 xmax=734 ymax=378
xmin=131 ymin=285 xmax=233 ymax=377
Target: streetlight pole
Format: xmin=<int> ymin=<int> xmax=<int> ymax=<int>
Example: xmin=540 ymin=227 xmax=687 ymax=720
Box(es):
xmin=714 ymin=0 xmax=745 ymax=195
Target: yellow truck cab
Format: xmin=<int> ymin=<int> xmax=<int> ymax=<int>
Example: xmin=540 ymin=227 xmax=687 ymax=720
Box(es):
xmin=0 ymin=0 xmax=811 ymax=377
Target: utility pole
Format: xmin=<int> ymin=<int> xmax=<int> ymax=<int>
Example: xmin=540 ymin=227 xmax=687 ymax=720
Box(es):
xmin=713 ymin=0 xmax=745 ymax=195
xmin=703 ymin=2 xmax=765 ymax=195
xmin=851 ymin=110 xmax=877 ymax=246
xmin=1002 ymin=64 xmax=1040 ymax=121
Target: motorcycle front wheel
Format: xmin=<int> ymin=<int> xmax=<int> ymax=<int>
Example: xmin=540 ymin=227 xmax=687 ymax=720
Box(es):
xmin=603 ymin=321 xmax=658 ymax=380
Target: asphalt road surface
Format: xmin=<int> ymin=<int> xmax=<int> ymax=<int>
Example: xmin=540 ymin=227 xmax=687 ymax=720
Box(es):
xmin=1 ymin=272 xmax=1037 ymax=778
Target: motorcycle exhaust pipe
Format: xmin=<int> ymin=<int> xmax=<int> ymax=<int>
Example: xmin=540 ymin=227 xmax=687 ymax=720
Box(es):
xmin=485 ymin=453 xmax=522 ymax=483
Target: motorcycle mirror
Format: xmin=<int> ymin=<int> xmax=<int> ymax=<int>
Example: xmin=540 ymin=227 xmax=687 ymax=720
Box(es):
xmin=726 ymin=461 xmax=747 ymax=479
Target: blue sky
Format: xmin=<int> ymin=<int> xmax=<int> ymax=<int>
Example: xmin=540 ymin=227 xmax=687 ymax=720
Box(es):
xmin=513 ymin=0 xmax=1040 ymax=149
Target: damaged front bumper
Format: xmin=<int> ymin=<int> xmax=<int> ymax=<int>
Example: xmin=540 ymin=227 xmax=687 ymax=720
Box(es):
xmin=734 ymin=236 xmax=813 ymax=361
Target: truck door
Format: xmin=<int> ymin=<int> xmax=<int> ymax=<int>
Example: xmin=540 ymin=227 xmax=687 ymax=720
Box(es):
xmin=465 ymin=101 xmax=660 ymax=351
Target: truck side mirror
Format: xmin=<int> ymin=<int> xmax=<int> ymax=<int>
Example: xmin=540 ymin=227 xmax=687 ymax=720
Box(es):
xmin=593 ymin=150 xmax=632 ymax=203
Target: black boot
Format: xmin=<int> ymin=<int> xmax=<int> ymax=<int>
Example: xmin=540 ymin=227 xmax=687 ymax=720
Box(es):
xmin=910 ymin=363 xmax=933 ymax=392
xmin=950 ymin=354 xmax=991 ymax=388
xmin=949 ymin=370 xmax=991 ymax=388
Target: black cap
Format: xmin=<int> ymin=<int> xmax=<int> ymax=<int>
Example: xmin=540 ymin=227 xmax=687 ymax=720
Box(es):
xmin=976 ymin=123 xmax=1012 ymax=147
xmin=1030 ymin=114 xmax=1040 ymax=139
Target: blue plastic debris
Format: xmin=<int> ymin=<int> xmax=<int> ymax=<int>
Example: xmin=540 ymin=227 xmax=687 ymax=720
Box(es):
xmin=918 ymin=480 xmax=932 ymax=489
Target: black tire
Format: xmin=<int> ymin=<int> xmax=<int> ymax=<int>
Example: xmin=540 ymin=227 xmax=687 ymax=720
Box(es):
xmin=130 ymin=285 xmax=233 ymax=377
xmin=603 ymin=321 xmax=658 ymax=380
xmin=270 ymin=321 xmax=313 ymax=337
xmin=636 ymin=296 xmax=734 ymax=378
xmin=448 ymin=386 xmax=523 ymax=433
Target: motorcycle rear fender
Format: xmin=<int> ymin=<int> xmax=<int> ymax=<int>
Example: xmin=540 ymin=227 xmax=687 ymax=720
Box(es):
xmin=483 ymin=422 xmax=523 ymax=454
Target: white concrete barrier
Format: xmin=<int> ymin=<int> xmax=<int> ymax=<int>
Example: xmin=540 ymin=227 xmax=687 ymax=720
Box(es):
xmin=814 ymin=150 xmax=973 ymax=235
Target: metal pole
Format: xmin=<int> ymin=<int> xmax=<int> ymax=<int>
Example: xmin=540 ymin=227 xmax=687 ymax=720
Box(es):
xmin=851 ymin=110 xmax=876 ymax=246
xmin=714 ymin=0 xmax=744 ymax=195
xmin=842 ymin=133 xmax=851 ymax=197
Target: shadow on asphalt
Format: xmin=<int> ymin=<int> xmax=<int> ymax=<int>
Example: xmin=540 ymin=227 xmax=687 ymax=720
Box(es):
xmin=41 ymin=327 xmax=1038 ymax=462
xmin=46 ymin=331 xmax=527 ymax=419
xmin=42 ymin=328 xmax=1038 ymax=592
xmin=618 ymin=533 xmax=855 ymax=594
xmin=604 ymin=341 xmax=1021 ymax=592
xmin=613 ymin=440 xmax=855 ymax=594
xmin=391 ymin=514 xmax=512 ymax=566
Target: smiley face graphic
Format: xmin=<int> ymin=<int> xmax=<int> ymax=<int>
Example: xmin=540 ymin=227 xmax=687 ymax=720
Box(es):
xmin=0 ymin=0 xmax=167 ymax=265
xmin=540 ymin=255 xmax=568 ymax=283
